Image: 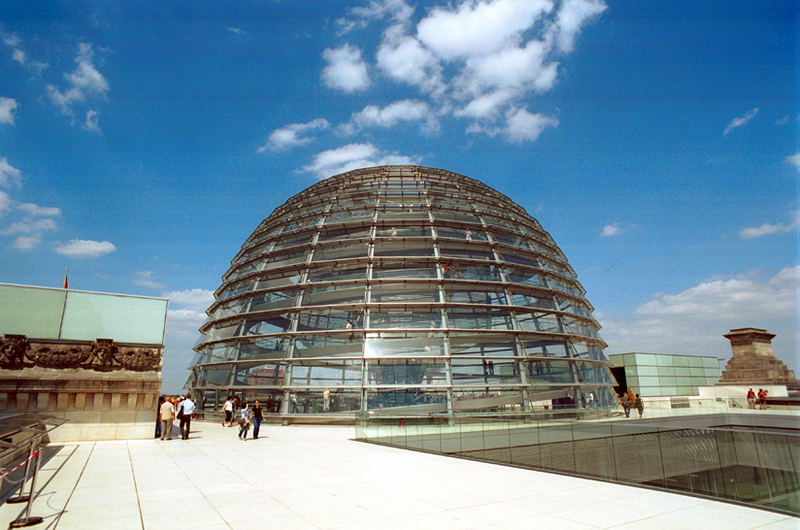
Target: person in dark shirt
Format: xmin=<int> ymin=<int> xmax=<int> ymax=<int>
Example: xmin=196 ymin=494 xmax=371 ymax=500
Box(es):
xmin=251 ymin=400 xmax=264 ymax=439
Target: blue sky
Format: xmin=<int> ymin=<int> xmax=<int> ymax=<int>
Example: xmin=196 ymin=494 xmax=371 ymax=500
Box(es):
xmin=0 ymin=1 xmax=796 ymax=393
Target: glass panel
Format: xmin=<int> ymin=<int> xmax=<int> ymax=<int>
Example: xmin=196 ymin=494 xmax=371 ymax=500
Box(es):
xmin=239 ymin=314 xmax=293 ymax=335
xmin=198 ymin=366 xmax=231 ymax=387
xmin=307 ymin=263 xmax=366 ymax=283
xmin=447 ymin=308 xmax=514 ymax=330
xmin=237 ymin=337 xmax=290 ymax=360
xmin=233 ymin=362 xmax=286 ymax=386
xmin=297 ymin=310 xmax=361 ymax=332
xmin=312 ymin=242 xmax=369 ymax=261
xmin=445 ymin=288 xmax=507 ymax=305
xmin=366 ymin=359 xmax=446 ymax=385
xmin=0 ymin=284 xmax=66 ymax=339
xmin=292 ymin=390 xmax=361 ymax=413
xmin=451 ymin=358 xmax=521 ymax=384
xmin=248 ymin=289 xmax=299 ymax=312
xmin=449 ymin=339 xmax=517 ymax=357
xmin=61 ymin=291 xmax=168 ymax=344
xmin=373 ymin=241 xmax=435 ymax=257
xmin=438 ymin=244 xmax=494 ymax=260
xmin=372 ymin=262 xmax=437 ymax=279
xmin=366 ymin=389 xmax=447 ymax=411
xmin=375 ymin=225 xmax=432 ymax=237
xmin=318 ymin=226 xmax=371 ymax=242
xmin=437 ymin=227 xmax=487 ymax=241
xmin=522 ymin=340 xmax=568 ymax=358
xmin=302 ymin=285 xmax=365 ymax=306
xmin=364 ymin=337 xmax=445 ymax=357
xmin=255 ymin=270 xmax=302 ymax=290
xmin=291 ymin=360 xmax=362 ymax=387
xmin=370 ymin=310 xmax=442 ymax=329
xmin=371 ymin=284 xmax=439 ymax=303
xmin=526 ymin=359 xmax=573 ymax=383
xmin=293 ymin=334 xmax=363 ymax=358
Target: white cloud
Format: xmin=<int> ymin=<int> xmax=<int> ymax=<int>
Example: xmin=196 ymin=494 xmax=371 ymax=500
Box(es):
xmin=740 ymin=211 xmax=799 ymax=239
xmin=600 ymin=267 xmax=799 ymax=369
xmin=54 ymin=239 xmax=116 ymax=258
xmin=0 ymin=157 xmax=22 ymax=188
xmin=0 ymin=97 xmax=18 ymax=125
xmin=321 ymin=44 xmax=370 ymax=93
xmin=601 ymin=223 xmax=621 ymax=237
xmin=0 ymin=218 xmax=58 ymax=236
xmin=134 ymin=271 xmax=165 ymax=289
xmin=548 ymin=0 xmax=607 ymax=53
xmin=0 ymin=196 xmax=60 ymax=250
xmin=47 ymin=43 xmax=109 ymax=115
xmin=455 ymin=89 xmax=518 ymax=120
xmin=723 ymin=107 xmax=758 ymax=135
xmin=302 ymin=143 xmax=421 ymax=179
xmin=16 ymin=202 xmax=61 ymax=217
xmin=784 ymin=153 xmax=800 ymax=171
xmin=337 ymin=0 xmax=414 ymax=34
xmin=227 ymin=27 xmax=245 ymax=35
xmin=258 ymin=118 xmax=330 ymax=152
xmin=2 ymin=34 xmax=47 ymax=74
xmin=376 ymin=27 xmax=444 ymax=95
xmin=504 ymin=107 xmax=558 ymax=142
xmin=84 ymin=109 xmax=100 ymax=132
xmin=338 ymin=99 xmax=437 ymax=135
xmin=12 ymin=235 xmax=40 ymax=251
xmin=457 ymin=39 xmax=558 ymax=95
xmin=417 ymin=0 xmax=553 ymax=61
xmin=163 ymin=288 xmax=214 ymax=313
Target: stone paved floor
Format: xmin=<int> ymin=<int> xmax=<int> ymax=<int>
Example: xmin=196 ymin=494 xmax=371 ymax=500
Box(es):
xmin=1 ymin=421 xmax=796 ymax=529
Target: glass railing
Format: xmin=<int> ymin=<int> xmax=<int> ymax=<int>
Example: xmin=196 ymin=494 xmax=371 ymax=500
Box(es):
xmin=355 ymin=404 xmax=800 ymax=514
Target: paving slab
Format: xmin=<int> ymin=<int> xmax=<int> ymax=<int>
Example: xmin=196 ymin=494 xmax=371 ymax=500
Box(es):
xmin=0 ymin=421 xmax=795 ymax=529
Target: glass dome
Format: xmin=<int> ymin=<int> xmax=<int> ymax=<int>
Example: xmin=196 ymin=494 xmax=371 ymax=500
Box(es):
xmin=187 ymin=165 xmax=617 ymax=416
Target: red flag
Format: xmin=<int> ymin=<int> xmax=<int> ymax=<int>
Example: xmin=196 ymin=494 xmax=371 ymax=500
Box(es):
xmin=62 ymin=267 xmax=68 ymax=289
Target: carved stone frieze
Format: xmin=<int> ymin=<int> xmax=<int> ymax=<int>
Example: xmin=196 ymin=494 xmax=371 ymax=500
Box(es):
xmin=118 ymin=348 xmax=162 ymax=371
xmin=29 ymin=345 xmax=90 ymax=369
xmin=0 ymin=334 xmax=29 ymax=368
xmin=0 ymin=334 xmax=162 ymax=372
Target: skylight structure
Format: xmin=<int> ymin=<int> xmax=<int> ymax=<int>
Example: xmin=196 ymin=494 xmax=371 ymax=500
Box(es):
xmin=188 ymin=166 xmax=617 ymax=415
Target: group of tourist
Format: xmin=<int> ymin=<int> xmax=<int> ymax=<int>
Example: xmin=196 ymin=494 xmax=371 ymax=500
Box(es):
xmin=618 ymin=390 xmax=644 ymax=418
xmin=746 ymin=388 xmax=769 ymax=409
xmin=156 ymin=393 xmax=195 ymax=440
xmin=220 ymin=395 xmax=265 ymax=440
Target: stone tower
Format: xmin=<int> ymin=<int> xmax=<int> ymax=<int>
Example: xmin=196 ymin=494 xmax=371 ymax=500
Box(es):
xmin=718 ymin=328 xmax=797 ymax=384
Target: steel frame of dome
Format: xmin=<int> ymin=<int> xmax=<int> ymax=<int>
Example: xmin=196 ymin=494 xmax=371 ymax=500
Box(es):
xmin=187 ymin=165 xmax=617 ymax=416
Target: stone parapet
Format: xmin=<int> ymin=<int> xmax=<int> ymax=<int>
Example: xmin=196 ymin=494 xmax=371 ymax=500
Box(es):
xmin=0 ymin=335 xmax=162 ymax=441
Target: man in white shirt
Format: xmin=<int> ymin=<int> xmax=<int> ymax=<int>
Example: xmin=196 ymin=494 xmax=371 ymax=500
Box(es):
xmin=159 ymin=397 xmax=174 ymax=440
xmin=179 ymin=393 xmax=195 ymax=440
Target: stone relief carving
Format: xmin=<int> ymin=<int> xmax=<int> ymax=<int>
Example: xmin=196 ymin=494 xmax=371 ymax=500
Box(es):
xmin=119 ymin=348 xmax=162 ymax=371
xmin=29 ymin=345 xmax=90 ymax=369
xmin=90 ymin=338 xmax=118 ymax=371
xmin=0 ymin=334 xmax=29 ymax=368
xmin=0 ymin=334 xmax=162 ymax=372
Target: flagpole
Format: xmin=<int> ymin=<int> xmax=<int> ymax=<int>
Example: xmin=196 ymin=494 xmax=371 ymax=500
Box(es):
xmin=63 ymin=267 xmax=68 ymax=289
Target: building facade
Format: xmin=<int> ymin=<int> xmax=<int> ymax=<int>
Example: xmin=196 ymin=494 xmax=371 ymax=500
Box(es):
xmin=188 ymin=166 xmax=617 ymax=415
xmin=608 ymin=352 xmax=721 ymax=397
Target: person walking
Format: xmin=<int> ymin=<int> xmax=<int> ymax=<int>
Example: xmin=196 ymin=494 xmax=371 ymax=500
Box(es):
xmin=238 ymin=402 xmax=252 ymax=440
xmin=155 ymin=395 xmax=164 ymax=438
xmin=251 ymin=400 xmax=264 ymax=439
xmin=635 ymin=394 xmax=644 ymax=418
xmin=746 ymin=388 xmax=756 ymax=409
xmin=178 ymin=393 xmax=195 ymax=440
xmin=221 ymin=396 xmax=234 ymax=427
xmin=159 ymin=396 xmax=175 ymax=440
